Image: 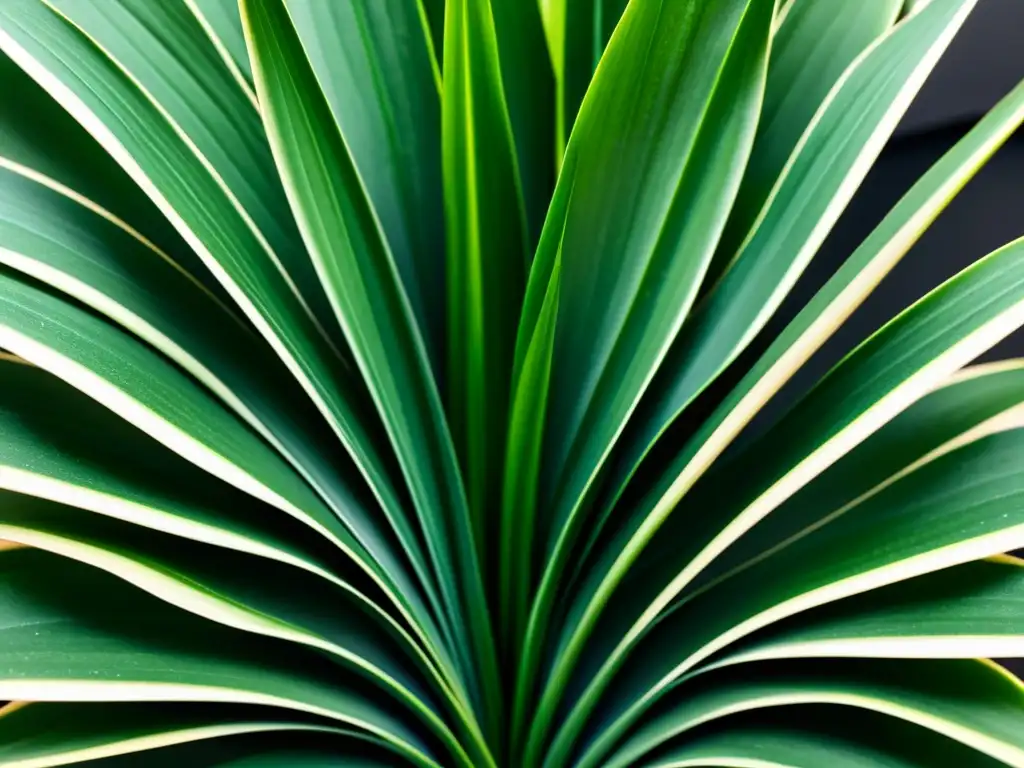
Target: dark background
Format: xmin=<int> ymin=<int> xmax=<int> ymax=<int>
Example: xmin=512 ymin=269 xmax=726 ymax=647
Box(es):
xmin=801 ymin=0 xmax=1024 ymax=677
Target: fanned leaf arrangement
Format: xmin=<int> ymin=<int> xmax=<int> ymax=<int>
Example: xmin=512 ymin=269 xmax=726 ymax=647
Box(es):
xmin=0 ymin=0 xmax=1021 ymax=765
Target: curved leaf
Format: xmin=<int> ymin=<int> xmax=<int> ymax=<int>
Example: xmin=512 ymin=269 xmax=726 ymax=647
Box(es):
xmin=0 ymin=549 xmax=444 ymax=768
xmin=606 ymin=660 xmax=1024 ymax=768
xmin=283 ymin=0 xmax=446 ymax=364
xmin=239 ymin=0 xmax=498 ymax=736
xmin=0 ymin=163 xmax=438 ymax=627
xmin=0 ymin=0 xmax=408 ymax=560
xmin=0 ymin=702 xmax=343 ymax=768
xmin=0 ymin=494 xmax=480 ymax=767
xmin=708 ymin=0 xmax=903 ymax=281
xmin=442 ymin=0 xmax=528 ymax=580
xmin=617 ymin=0 xmax=982 ymax=498
xmin=582 ymin=427 xmax=1024 ymax=765
xmin=512 ymin=1 xmax=775 ymax=751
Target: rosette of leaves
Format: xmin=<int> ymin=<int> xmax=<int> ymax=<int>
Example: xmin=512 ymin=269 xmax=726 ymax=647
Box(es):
xmin=0 ymin=0 xmax=1023 ymax=766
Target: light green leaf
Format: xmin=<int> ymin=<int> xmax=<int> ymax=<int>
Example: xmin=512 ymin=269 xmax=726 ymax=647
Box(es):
xmin=0 ymin=277 xmax=457 ymax=687
xmin=0 ymin=357 xmax=357 ymax=595
xmin=569 ymin=68 xmax=1024 ymax=685
xmin=0 ymin=49 xmax=223 ymax=301
xmin=719 ymin=557 xmax=1024 ymax=665
xmin=239 ymin=0 xmax=498 ymax=735
xmin=0 ymin=701 xmax=343 ymax=768
xmin=0 ymin=164 xmax=438 ymax=628
xmin=0 ymin=0 xmax=409 ymax=565
xmin=683 ymin=361 xmax=1024 ymax=596
xmin=582 ymin=427 xmax=1024 ymax=765
xmin=0 ymin=495 xmax=481 ymax=768
xmin=539 ymin=0 xmax=631 ymax=156
xmin=442 ymin=0 xmax=528 ymax=586
xmin=500 ymin=256 xmax=560 ymax=655
xmin=184 ymin=0 xmax=255 ymax=95
xmin=513 ymin=0 xmax=776 ymax=756
xmin=648 ymin=708 xmax=1012 ymax=768
xmin=75 ymin=732 xmax=398 ymax=768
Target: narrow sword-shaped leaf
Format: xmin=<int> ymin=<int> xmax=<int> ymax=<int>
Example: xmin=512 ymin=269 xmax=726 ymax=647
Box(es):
xmin=538 ymin=0 xmax=631 ymax=158
xmin=43 ymin=0 xmax=344 ymax=350
xmin=240 ymin=0 xmax=499 ymax=735
xmin=583 ymin=428 xmax=1024 ymax=765
xmin=718 ymin=557 xmax=1024 ymax=665
xmin=442 ymin=0 xmax=528 ymax=603
xmin=648 ymin=718 xmax=1011 ymax=768
xmin=0 ymin=360 xmax=457 ymax=709
xmin=565 ymin=68 xmax=1024 ymax=698
xmin=606 ymin=660 xmax=1024 ymax=768
xmin=499 ymin=256 xmax=560 ymax=656
xmin=550 ymin=235 xmax=1024 ymax=764
xmin=0 ymin=164 xmax=442 ymax=636
xmin=0 ymin=549 xmax=444 ymax=768
xmin=0 ymin=0 xmax=410 ymax=568
xmin=515 ymin=0 xmax=776 ymax=757
xmin=511 ymin=1 xmax=774 ymax=751
xmin=615 ymin=0 xmax=980 ymax=501
xmin=283 ymin=0 xmax=446 ymax=366
xmin=0 ymin=276 xmax=460 ymax=691
xmin=680 ymin=361 xmax=1024 ymax=597
xmin=0 ymin=701 xmax=346 ymax=768
xmin=489 ymin=0 xmax=555 ymax=247
xmin=79 ymin=733 xmax=401 ymax=768
xmin=708 ymin=0 xmax=903 ymax=283
xmin=183 ymin=0 xmax=256 ymax=97
xmin=0 ymin=51 xmax=224 ymax=302
xmin=0 ymin=498 xmax=483 ymax=768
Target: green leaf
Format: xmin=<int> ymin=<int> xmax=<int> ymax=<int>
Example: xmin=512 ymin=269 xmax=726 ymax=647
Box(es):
xmin=648 ymin=716 xmax=1011 ymax=768
xmin=605 ymin=660 xmax=1024 ymax=768
xmin=0 ymin=278 xmax=456 ymax=687
xmin=538 ymin=0 xmax=631 ymax=156
xmin=0 ymin=164 xmax=441 ymax=635
xmin=239 ymin=0 xmax=499 ymax=739
xmin=547 ymin=234 xmax=1024 ymax=765
xmin=720 ymin=557 xmax=1024 ymax=665
xmin=0 ymin=356 xmax=355 ymax=594
xmin=184 ymin=0 xmax=255 ymax=95
xmin=417 ymin=0 xmax=445 ymax=71
xmin=43 ymin=0 xmax=341 ymax=348
xmin=683 ymin=360 xmax=1024 ymax=596
xmin=569 ymin=66 xmax=1024 ymax=690
xmin=442 ymin=0 xmax=528 ymax=587
xmin=283 ymin=0 xmax=446 ymax=365
xmin=490 ymin=0 xmax=556 ymax=246
xmin=581 ymin=426 xmax=1024 ymax=765
xmin=708 ymin=0 xmax=903 ymax=283
xmin=0 ymin=49 xmax=223 ymax=301
xmin=499 ymin=255 xmax=560 ymax=655
xmin=618 ymin=0 xmax=981 ymax=497
xmin=0 ymin=548 xmax=443 ymax=768
xmin=73 ymin=731 xmax=400 ymax=768
xmin=0 ymin=494 xmax=482 ymax=768
xmin=0 ymin=701 xmax=343 ymax=768
xmin=512 ymin=0 xmax=776 ymax=756
xmin=0 ymin=0 xmax=410 ymax=567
